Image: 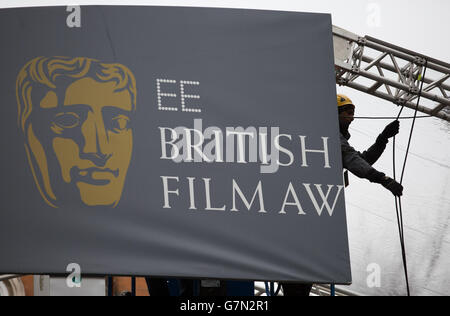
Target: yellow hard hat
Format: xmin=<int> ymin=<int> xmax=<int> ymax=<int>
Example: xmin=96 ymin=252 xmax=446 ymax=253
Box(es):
xmin=337 ymin=94 xmax=354 ymax=108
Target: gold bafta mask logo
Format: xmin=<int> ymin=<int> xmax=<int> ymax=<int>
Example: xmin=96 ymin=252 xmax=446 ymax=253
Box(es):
xmin=16 ymin=57 xmax=137 ymax=208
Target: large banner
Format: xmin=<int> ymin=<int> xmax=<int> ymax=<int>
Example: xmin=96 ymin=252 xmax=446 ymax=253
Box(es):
xmin=0 ymin=6 xmax=351 ymax=284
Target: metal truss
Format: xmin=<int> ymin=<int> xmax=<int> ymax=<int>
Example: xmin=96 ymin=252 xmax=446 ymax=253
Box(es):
xmin=0 ymin=275 xmax=25 ymax=296
xmin=333 ymin=26 xmax=450 ymax=122
xmin=0 ymin=274 xmax=21 ymax=282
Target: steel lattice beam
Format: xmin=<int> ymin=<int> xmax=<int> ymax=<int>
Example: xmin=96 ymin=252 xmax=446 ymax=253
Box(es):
xmin=333 ymin=26 xmax=450 ymax=122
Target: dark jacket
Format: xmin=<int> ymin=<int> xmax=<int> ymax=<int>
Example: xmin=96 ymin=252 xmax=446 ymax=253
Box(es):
xmin=340 ymin=130 xmax=388 ymax=184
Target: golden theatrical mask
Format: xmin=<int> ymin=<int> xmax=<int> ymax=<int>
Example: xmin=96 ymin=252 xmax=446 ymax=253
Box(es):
xmin=16 ymin=57 xmax=137 ymax=208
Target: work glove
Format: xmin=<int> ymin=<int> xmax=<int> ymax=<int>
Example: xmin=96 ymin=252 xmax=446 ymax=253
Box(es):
xmin=380 ymin=176 xmax=404 ymax=197
xmin=380 ymin=120 xmax=400 ymax=139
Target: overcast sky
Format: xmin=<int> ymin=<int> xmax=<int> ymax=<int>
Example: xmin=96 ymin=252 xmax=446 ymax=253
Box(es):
xmin=1 ymin=0 xmax=449 ymax=60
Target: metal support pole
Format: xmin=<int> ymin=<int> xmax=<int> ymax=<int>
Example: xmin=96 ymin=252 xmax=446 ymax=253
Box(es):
xmin=131 ymin=277 xmax=136 ymax=296
xmin=270 ymin=282 xmax=275 ymax=296
xmin=107 ymin=276 xmax=113 ymax=296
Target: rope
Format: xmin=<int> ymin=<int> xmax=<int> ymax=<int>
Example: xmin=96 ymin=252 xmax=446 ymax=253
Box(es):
xmin=264 ymin=282 xmax=282 ymax=296
xmin=392 ymin=59 xmax=428 ymax=297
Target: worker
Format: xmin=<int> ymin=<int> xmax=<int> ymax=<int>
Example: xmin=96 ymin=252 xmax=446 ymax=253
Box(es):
xmin=281 ymin=94 xmax=404 ymax=297
xmin=337 ymin=94 xmax=403 ymax=196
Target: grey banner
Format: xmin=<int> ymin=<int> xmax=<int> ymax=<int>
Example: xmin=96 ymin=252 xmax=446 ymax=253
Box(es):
xmin=0 ymin=6 xmax=351 ymax=284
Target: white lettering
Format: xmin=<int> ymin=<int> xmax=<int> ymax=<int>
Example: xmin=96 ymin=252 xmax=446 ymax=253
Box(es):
xmin=187 ymin=177 xmax=197 ymax=210
xmin=161 ymin=176 xmax=180 ymax=209
xmin=226 ymin=129 xmax=256 ymax=164
xmin=280 ymin=182 xmax=306 ymax=215
xmin=159 ymin=127 xmax=180 ymax=160
xmin=275 ymin=134 xmax=294 ymax=167
xmin=299 ymin=136 xmax=331 ymax=168
xmin=303 ymin=184 xmax=344 ymax=216
xmin=203 ymin=178 xmax=226 ymax=211
xmin=157 ymin=79 xmax=178 ymax=112
xmin=231 ymin=180 xmax=266 ymax=213
xmin=180 ymin=81 xmax=201 ymax=113
xmin=185 ymin=128 xmax=212 ymax=162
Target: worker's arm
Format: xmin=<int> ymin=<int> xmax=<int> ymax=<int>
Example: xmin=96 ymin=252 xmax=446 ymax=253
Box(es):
xmin=340 ymin=134 xmax=403 ymax=196
xmin=360 ymin=121 xmax=400 ymax=165
xmin=360 ymin=136 xmax=388 ymax=165
xmin=341 ymin=134 xmax=385 ymax=182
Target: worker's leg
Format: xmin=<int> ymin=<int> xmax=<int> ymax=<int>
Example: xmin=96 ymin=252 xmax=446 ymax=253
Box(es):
xmin=179 ymin=279 xmax=195 ymax=297
xmin=281 ymin=283 xmax=312 ymax=296
xmin=199 ymin=280 xmax=228 ymax=296
xmin=145 ymin=277 xmax=170 ymax=296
